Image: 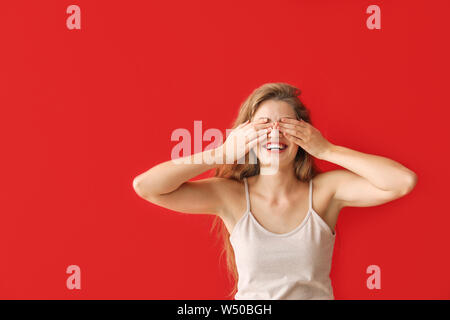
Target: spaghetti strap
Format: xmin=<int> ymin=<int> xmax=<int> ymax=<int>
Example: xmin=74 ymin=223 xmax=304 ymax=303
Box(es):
xmin=231 ymin=175 xmax=336 ymax=300
xmin=244 ymin=177 xmax=250 ymax=213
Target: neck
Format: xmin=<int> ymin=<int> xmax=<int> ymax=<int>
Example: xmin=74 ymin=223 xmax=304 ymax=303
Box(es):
xmin=252 ymin=163 xmax=300 ymax=199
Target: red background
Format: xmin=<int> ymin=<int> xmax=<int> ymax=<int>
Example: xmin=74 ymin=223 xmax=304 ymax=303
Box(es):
xmin=1 ymin=0 xmax=449 ymax=299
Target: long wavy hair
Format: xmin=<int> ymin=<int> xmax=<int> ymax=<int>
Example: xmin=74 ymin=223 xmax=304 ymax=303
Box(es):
xmin=209 ymin=82 xmax=323 ymax=298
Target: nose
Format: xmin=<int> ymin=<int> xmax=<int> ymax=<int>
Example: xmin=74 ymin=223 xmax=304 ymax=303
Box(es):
xmin=268 ymin=121 xmax=281 ymax=141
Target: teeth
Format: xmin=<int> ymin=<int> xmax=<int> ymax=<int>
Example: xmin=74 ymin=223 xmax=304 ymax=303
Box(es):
xmin=265 ymin=143 xmax=286 ymax=150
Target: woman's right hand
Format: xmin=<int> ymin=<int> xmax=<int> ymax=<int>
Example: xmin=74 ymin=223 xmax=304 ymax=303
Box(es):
xmin=134 ymin=117 xmax=272 ymax=217
xmin=217 ymin=118 xmax=272 ymax=164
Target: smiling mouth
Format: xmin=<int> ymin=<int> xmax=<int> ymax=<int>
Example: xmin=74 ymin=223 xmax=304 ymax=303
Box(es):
xmin=263 ymin=142 xmax=287 ymax=151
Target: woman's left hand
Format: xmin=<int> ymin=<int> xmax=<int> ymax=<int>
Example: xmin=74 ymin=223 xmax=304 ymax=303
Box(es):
xmin=278 ymin=117 xmax=334 ymax=160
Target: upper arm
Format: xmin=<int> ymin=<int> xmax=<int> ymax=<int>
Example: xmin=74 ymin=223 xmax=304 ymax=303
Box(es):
xmin=134 ymin=177 xmax=229 ymax=216
xmin=328 ymin=169 xmax=416 ymax=208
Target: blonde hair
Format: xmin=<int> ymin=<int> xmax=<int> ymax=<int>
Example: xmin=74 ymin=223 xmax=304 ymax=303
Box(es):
xmin=209 ymin=82 xmax=323 ymax=298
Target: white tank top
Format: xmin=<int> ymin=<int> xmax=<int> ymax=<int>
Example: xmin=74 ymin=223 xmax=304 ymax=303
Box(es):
xmin=229 ymin=177 xmax=336 ymax=300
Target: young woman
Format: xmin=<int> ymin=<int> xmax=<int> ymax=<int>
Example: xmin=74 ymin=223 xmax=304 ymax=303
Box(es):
xmin=132 ymin=82 xmax=417 ymax=300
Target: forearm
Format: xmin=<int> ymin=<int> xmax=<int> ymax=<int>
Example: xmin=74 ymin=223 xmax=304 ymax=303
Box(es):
xmin=320 ymin=144 xmax=417 ymax=192
xmin=133 ymin=147 xmax=223 ymax=197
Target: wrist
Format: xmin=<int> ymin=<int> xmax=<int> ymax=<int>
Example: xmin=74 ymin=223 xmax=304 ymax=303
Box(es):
xmin=199 ymin=147 xmax=218 ymax=168
xmin=214 ymin=145 xmax=227 ymax=165
xmin=319 ymin=143 xmax=337 ymax=161
xmin=202 ymin=146 xmax=225 ymax=167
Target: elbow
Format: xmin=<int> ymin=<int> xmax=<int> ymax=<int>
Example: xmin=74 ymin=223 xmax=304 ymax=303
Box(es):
xmin=132 ymin=176 xmax=161 ymax=202
xmin=401 ymin=172 xmax=418 ymax=195
xmin=133 ymin=176 xmax=149 ymax=199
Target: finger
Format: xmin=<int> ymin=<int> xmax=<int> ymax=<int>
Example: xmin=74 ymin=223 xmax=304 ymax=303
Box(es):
xmin=280 ymin=117 xmax=306 ymax=127
xmin=278 ymin=122 xmax=303 ymax=130
xmin=254 ymin=117 xmax=269 ymax=123
xmin=247 ymin=131 xmax=268 ymax=151
xmin=279 ymin=127 xmax=307 ymax=140
xmin=235 ymin=119 xmax=249 ymax=129
xmin=257 ymin=128 xmax=270 ymax=136
xmin=252 ymin=122 xmax=273 ymax=131
xmin=245 ymin=128 xmax=269 ymax=141
xmin=245 ymin=117 xmax=268 ymax=128
xmin=232 ymin=121 xmax=249 ymax=134
xmin=284 ymin=132 xmax=305 ymax=148
xmin=238 ymin=119 xmax=252 ymax=129
xmin=242 ymin=124 xmax=265 ymax=137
